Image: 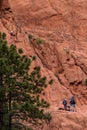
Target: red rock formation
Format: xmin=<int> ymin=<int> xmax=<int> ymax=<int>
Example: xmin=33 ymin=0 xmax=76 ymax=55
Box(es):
xmin=0 ymin=0 xmax=9 ymax=10
xmin=0 ymin=0 xmax=87 ymax=129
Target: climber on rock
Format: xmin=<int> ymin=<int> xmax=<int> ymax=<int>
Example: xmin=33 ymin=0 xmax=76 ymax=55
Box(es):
xmin=10 ymin=30 xmax=15 ymax=36
xmin=62 ymin=98 xmax=67 ymax=110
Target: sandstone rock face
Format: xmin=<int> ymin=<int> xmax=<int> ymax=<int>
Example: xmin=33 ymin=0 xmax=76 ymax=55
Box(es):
xmin=0 ymin=0 xmax=9 ymax=10
xmin=43 ymin=111 xmax=87 ymax=130
xmin=1 ymin=0 xmax=87 ymax=129
xmin=9 ymin=0 xmax=87 ymax=43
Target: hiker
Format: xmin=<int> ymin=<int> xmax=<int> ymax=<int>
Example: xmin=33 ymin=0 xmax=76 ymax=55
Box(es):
xmin=62 ymin=99 xmax=67 ymax=110
xmin=10 ymin=30 xmax=15 ymax=36
xmin=70 ymin=96 xmax=76 ymax=112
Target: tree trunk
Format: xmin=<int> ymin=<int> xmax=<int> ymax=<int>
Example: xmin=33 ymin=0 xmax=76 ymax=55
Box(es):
xmin=0 ymin=102 xmax=3 ymax=130
xmin=0 ymin=76 xmax=3 ymax=130
xmin=8 ymin=92 xmax=12 ymax=130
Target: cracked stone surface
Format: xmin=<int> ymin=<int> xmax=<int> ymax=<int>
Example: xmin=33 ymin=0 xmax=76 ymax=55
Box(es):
xmin=0 ymin=0 xmax=87 ymax=129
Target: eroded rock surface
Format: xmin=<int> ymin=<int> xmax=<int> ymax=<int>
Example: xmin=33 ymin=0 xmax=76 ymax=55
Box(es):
xmin=0 ymin=0 xmax=87 ymax=129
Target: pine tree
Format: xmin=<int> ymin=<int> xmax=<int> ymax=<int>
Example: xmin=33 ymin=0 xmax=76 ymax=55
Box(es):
xmin=0 ymin=32 xmax=51 ymax=130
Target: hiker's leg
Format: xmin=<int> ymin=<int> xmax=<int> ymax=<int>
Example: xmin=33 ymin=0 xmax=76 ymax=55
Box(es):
xmin=73 ymin=104 xmax=76 ymax=111
xmin=64 ymin=105 xmax=67 ymax=110
xmin=70 ymin=104 xmax=75 ymax=112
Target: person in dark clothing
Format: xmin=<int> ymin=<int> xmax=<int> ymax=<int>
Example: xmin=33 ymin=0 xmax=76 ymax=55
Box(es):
xmin=62 ymin=99 xmax=67 ymax=110
xmin=70 ymin=96 xmax=76 ymax=111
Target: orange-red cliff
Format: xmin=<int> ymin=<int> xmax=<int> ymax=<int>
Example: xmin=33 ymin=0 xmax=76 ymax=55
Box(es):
xmin=0 ymin=0 xmax=87 ymax=130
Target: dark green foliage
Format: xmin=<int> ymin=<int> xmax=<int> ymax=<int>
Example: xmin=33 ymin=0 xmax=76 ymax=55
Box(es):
xmin=36 ymin=38 xmax=45 ymax=44
xmin=32 ymin=56 xmax=36 ymax=61
xmin=43 ymin=112 xmax=51 ymax=122
xmin=0 ymin=32 xmax=51 ymax=130
xmin=85 ymin=79 xmax=87 ymax=86
xmin=49 ymin=79 xmax=53 ymax=85
xmin=18 ymin=48 xmax=23 ymax=54
xmin=0 ymin=32 xmax=6 ymax=39
xmin=28 ymin=34 xmax=33 ymax=39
